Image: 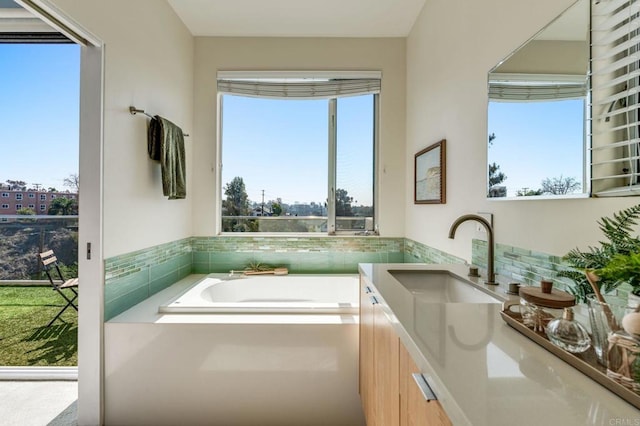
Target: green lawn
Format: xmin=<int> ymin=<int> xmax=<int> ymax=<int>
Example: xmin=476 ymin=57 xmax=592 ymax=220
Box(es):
xmin=0 ymin=286 xmax=77 ymax=366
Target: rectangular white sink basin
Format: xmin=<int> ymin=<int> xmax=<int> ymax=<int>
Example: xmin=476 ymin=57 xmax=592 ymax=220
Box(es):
xmin=388 ymin=270 xmax=501 ymax=304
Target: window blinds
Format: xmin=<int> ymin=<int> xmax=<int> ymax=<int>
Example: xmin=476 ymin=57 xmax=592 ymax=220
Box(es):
xmin=217 ymin=78 xmax=381 ymax=100
xmin=591 ymin=0 xmax=640 ymax=196
xmin=488 ymin=74 xmax=587 ymax=101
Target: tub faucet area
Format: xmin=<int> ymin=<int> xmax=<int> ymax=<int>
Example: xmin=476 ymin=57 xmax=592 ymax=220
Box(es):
xmin=448 ymin=214 xmax=496 ymax=285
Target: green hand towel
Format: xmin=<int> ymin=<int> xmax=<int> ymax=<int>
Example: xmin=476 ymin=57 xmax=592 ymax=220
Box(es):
xmin=148 ymin=115 xmax=186 ymax=199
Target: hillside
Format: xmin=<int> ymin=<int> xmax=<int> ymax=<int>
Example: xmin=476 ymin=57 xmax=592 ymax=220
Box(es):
xmin=0 ymin=221 xmax=77 ymax=280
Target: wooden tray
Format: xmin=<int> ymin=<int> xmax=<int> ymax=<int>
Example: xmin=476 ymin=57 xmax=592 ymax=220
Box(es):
xmin=500 ymin=300 xmax=640 ymax=409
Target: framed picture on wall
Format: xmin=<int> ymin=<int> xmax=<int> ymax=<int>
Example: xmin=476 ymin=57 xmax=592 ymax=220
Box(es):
xmin=415 ymin=139 xmax=446 ymax=204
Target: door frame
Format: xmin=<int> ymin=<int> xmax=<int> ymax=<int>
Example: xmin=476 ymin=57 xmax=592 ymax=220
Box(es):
xmin=15 ymin=1 xmax=105 ymax=424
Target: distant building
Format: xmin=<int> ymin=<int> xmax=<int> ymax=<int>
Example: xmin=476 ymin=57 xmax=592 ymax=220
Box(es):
xmin=250 ymin=207 xmax=272 ymax=217
xmin=0 ymin=188 xmax=78 ymax=215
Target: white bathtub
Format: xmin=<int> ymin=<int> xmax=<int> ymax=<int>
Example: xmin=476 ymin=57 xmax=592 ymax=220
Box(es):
xmin=107 ymin=273 xmax=365 ymax=425
xmin=159 ymin=274 xmax=360 ymax=314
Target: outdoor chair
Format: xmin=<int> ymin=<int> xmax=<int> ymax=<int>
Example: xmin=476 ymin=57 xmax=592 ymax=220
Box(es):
xmin=39 ymin=250 xmax=78 ymax=327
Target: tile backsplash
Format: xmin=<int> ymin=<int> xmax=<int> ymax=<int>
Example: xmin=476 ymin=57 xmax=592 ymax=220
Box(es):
xmin=104 ymin=238 xmax=192 ymax=320
xmin=191 ymin=236 xmax=404 ymax=274
xmin=105 ymin=236 xmax=589 ymax=320
xmin=472 ymin=239 xmax=574 ymax=291
xmin=105 ymin=236 xmax=406 ymax=320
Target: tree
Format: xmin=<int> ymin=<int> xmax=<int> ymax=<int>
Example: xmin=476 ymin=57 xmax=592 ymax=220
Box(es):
xmin=5 ymin=180 xmax=26 ymax=191
xmin=516 ymin=188 xmax=543 ymax=197
xmin=488 ymin=162 xmax=507 ymax=187
xmin=48 ymin=197 xmax=78 ymax=215
xmin=353 ymin=205 xmax=373 ymax=217
xmin=63 ymin=173 xmax=79 ymax=192
xmin=541 ymin=175 xmax=581 ymax=195
xmin=487 ymin=133 xmax=507 ymax=197
xmin=16 ymin=207 xmax=36 ymax=223
xmin=222 ymin=177 xmax=250 ymax=216
xmin=222 ymin=177 xmax=253 ymax=232
xmin=335 ymin=188 xmax=353 ymax=217
xmin=271 ymin=202 xmax=282 ymax=216
xmin=47 ymin=187 xmax=58 ymax=192
xmin=16 ymin=207 xmax=35 ymax=215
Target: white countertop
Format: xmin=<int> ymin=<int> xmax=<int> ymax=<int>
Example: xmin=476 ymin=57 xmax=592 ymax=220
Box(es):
xmin=359 ymin=263 xmax=640 ymax=426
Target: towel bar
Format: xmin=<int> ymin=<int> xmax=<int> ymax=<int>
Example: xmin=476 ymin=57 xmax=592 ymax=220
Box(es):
xmin=129 ymin=106 xmax=189 ymax=137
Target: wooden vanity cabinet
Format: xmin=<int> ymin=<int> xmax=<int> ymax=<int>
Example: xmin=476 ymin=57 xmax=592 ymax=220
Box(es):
xmin=373 ymin=297 xmax=399 ymax=426
xmin=360 ymin=276 xmax=399 ymax=426
xmin=399 ymin=343 xmax=452 ymax=426
xmin=359 ymin=277 xmax=376 ymax=424
xmin=360 ymin=276 xmax=452 ymax=426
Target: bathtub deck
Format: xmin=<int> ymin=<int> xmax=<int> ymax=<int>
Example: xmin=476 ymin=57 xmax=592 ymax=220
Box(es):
xmin=109 ymin=273 xmax=360 ymax=324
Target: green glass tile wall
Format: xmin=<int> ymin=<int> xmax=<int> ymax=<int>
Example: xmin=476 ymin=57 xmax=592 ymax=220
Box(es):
xmin=471 ymin=239 xmax=637 ymax=300
xmin=104 ymin=238 xmax=192 ymax=320
xmin=105 ymin=236 xmax=406 ymax=320
xmin=471 ymin=239 xmax=575 ymax=291
xmin=403 ymin=238 xmax=466 ymax=264
xmin=104 ymin=236 xmax=481 ymax=321
xmin=191 ymin=236 xmax=404 ymax=274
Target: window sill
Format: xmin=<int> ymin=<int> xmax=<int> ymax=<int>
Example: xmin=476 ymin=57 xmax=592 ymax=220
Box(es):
xmin=487 ymin=193 xmax=589 ymax=201
xmin=217 ymin=232 xmax=380 ymax=238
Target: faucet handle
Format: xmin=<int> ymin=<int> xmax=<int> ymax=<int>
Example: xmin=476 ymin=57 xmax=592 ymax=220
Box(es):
xmin=468 ymin=266 xmax=480 ymax=277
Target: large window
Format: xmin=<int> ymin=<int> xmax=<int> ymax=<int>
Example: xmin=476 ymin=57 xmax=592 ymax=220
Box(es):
xmin=218 ymin=73 xmax=379 ymax=234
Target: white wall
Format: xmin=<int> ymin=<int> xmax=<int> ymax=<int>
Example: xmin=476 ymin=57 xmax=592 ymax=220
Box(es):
xmin=496 ymin=40 xmax=588 ymax=75
xmin=192 ymin=37 xmax=406 ymax=237
xmin=405 ymin=0 xmax=639 ymax=260
xmin=52 ymin=0 xmax=194 ymax=258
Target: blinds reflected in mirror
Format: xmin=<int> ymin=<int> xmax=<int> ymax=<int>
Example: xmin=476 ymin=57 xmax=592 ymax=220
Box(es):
xmin=591 ymin=0 xmax=640 ymax=196
xmin=489 ymin=73 xmax=587 ymax=101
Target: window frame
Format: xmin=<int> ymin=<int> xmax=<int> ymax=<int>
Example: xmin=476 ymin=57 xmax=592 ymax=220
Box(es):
xmin=216 ymin=73 xmax=380 ymax=235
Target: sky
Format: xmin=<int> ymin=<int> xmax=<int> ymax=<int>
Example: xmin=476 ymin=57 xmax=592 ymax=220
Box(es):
xmin=0 ymin=43 xmax=81 ymax=191
xmin=221 ymin=94 xmax=374 ymax=206
xmin=488 ymin=99 xmax=585 ymax=197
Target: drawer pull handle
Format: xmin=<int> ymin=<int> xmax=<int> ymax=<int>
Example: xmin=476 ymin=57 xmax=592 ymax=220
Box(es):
xmin=365 ymin=286 xmax=373 ymax=294
xmin=412 ymin=373 xmax=437 ymax=402
xmin=369 ymin=295 xmax=379 ymax=305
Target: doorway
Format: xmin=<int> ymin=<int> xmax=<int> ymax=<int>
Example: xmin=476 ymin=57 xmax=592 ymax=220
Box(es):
xmin=0 ymin=1 xmax=104 ymax=424
xmin=0 ymin=40 xmax=81 ymax=368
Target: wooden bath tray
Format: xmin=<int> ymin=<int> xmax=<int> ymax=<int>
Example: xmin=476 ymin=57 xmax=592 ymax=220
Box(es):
xmin=500 ymin=300 xmax=640 ymax=410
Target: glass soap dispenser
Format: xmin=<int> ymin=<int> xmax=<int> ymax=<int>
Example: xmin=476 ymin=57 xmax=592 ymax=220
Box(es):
xmin=545 ymin=307 xmax=591 ymax=353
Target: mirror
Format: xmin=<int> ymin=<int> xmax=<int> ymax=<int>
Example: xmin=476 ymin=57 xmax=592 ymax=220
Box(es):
xmin=487 ymin=0 xmax=590 ymax=198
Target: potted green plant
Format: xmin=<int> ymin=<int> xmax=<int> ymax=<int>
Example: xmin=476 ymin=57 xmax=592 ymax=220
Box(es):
xmin=596 ymin=251 xmax=640 ymax=302
xmin=558 ymin=204 xmax=640 ymax=302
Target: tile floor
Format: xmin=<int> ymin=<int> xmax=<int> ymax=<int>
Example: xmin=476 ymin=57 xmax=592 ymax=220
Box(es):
xmin=0 ymin=381 xmax=77 ymax=426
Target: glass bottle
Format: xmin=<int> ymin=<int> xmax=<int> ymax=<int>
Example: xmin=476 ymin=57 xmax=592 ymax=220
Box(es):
xmin=545 ymin=307 xmax=591 ymax=353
